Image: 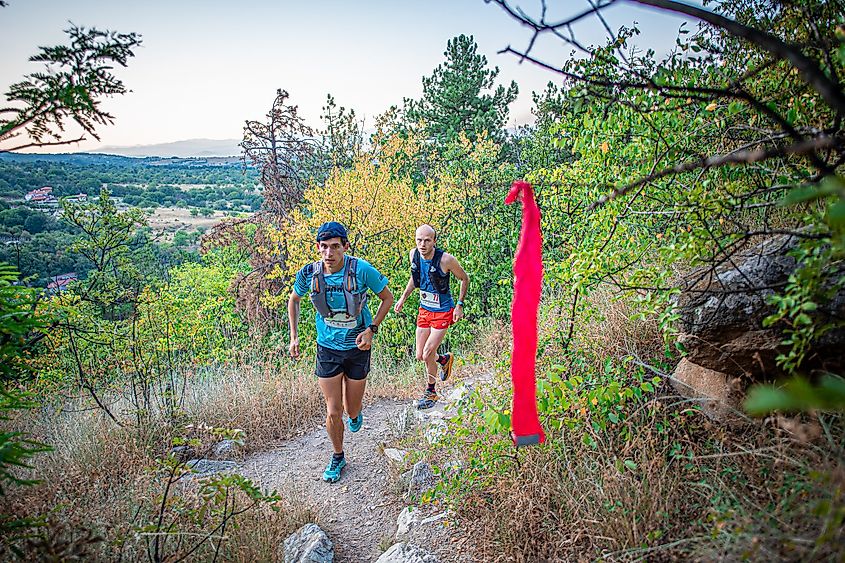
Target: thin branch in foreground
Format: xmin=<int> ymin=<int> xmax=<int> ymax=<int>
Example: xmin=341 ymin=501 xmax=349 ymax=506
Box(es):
xmin=589 ymin=135 xmax=838 ymax=210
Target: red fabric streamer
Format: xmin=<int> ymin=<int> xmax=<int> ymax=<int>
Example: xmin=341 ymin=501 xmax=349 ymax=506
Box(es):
xmin=505 ymin=180 xmax=546 ymax=447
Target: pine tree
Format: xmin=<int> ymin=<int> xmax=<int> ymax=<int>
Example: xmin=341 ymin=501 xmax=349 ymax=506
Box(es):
xmin=405 ymin=34 xmax=518 ymax=145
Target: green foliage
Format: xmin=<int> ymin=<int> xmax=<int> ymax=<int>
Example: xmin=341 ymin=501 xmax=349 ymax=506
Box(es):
xmin=1 ymin=25 xmax=141 ymax=151
xmin=0 ymin=263 xmax=44 ymax=381
xmin=0 ymin=390 xmax=51 ymax=495
xmin=745 ymin=374 xmax=845 ymax=415
xmin=139 ymin=254 xmax=246 ymax=365
xmin=762 ymin=239 xmax=844 ymax=373
xmin=405 ymin=34 xmax=518 ymax=145
xmin=62 ymin=189 xmax=146 ymax=312
xmin=0 ymin=265 xmax=51 ymax=553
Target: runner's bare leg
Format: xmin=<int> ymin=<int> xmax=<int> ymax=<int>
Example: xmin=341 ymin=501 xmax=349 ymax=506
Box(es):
xmin=318 ymin=374 xmax=345 ymax=453
xmin=423 ymin=328 xmax=448 ymax=385
xmin=343 ymin=376 xmax=366 ymax=421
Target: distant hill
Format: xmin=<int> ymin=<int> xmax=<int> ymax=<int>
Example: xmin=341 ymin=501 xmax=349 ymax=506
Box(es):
xmin=92 ymin=138 xmax=242 ymax=158
xmin=0 ymin=152 xmax=245 ymax=168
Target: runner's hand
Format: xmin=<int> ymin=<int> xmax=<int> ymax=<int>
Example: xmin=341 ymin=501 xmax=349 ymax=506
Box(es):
xmin=356 ymin=329 xmax=373 ymax=351
xmin=393 ymin=298 xmax=405 ymax=313
xmin=453 ymin=304 xmax=464 ymax=322
xmin=288 ymin=338 xmax=300 ymax=358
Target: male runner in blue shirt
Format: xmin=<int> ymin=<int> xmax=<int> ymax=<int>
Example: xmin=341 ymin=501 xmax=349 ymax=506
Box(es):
xmin=288 ymin=221 xmax=394 ymax=482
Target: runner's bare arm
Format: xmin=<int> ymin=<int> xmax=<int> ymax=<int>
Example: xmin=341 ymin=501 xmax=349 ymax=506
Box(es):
xmin=372 ymin=285 xmax=394 ymax=326
xmin=393 ymin=248 xmax=416 ymax=313
xmin=287 ymin=292 xmax=301 ymax=357
xmin=357 ymin=286 xmax=394 ymax=350
xmin=443 ymin=253 xmax=469 ymax=321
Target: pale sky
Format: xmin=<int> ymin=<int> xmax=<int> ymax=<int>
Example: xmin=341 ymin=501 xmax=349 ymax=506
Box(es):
xmin=0 ymin=0 xmax=694 ymax=152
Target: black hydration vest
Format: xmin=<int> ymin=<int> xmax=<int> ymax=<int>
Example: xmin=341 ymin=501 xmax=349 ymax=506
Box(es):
xmin=411 ymin=248 xmax=451 ymax=295
xmin=308 ymin=257 xmax=367 ymax=327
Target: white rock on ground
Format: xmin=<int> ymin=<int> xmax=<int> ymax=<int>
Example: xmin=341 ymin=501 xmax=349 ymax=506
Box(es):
xmin=420 ymin=512 xmax=447 ymax=526
xmin=282 ymin=523 xmax=334 ymax=563
xmin=442 ymin=384 xmax=470 ymax=404
xmin=376 ymin=542 xmax=439 ymax=563
xmin=423 ymin=419 xmax=448 ymax=444
xmin=394 ymin=506 xmax=422 ymax=539
xmin=392 ymin=406 xmax=418 ymax=436
xmin=383 ymin=448 xmax=408 ymax=466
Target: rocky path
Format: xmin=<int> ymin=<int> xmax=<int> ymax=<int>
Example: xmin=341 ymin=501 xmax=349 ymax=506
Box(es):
xmin=239 ymin=397 xmax=415 ymax=561
xmin=234 ymin=368 xmax=490 ymax=562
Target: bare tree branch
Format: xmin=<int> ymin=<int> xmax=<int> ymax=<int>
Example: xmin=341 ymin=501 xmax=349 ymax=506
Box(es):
xmin=590 ymin=135 xmax=838 ymax=210
xmin=631 ymin=0 xmax=845 ymax=116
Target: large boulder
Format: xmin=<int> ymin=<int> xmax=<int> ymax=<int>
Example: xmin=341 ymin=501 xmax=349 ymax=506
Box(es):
xmin=282 ymin=523 xmax=334 ymax=563
xmin=675 ymin=235 xmax=844 ymax=379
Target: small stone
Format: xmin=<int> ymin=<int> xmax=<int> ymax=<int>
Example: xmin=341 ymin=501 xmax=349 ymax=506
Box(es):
xmin=392 ymin=406 xmax=418 ymax=436
xmin=407 ymin=462 xmax=436 ymax=495
xmin=376 ymin=542 xmax=438 ymax=563
xmin=441 ymin=460 xmax=463 ymax=475
xmin=282 ymin=523 xmax=333 ymax=563
xmin=420 ymin=512 xmax=447 ymax=526
xmin=442 ymin=385 xmax=469 ymax=405
xmin=424 ymin=419 xmax=447 ymax=445
xmin=211 ymin=439 xmax=238 ymax=459
xmin=383 ymin=448 xmax=408 ymax=466
xmin=395 ymin=506 xmax=421 ymax=539
xmin=186 ymin=459 xmax=237 ymax=476
xmin=169 ymin=445 xmax=195 ymax=462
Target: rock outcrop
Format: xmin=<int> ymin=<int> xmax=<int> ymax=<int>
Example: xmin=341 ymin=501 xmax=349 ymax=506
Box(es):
xmin=672 ymin=234 xmax=844 ymax=419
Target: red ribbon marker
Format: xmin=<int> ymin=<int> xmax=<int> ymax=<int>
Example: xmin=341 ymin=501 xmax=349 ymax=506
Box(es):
xmin=505 ymin=180 xmax=546 ymax=447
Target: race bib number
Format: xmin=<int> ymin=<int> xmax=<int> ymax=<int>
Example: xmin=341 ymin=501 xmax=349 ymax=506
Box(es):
xmin=323 ymin=312 xmax=358 ymax=329
xmin=420 ymin=291 xmax=441 ymax=308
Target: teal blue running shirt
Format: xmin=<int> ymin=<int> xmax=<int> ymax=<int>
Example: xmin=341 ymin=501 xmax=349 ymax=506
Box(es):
xmin=294 ymin=256 xmax=388 ymax=350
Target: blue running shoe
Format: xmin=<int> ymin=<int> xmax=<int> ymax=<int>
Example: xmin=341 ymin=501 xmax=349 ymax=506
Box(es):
xmin=348 ymin=412 xmax=363 ymax=433
xmin=322 ymin=456 xmax=346 ymax=483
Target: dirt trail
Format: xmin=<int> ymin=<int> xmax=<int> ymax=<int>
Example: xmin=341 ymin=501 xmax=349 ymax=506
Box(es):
xmin=239 ymin=397 xmax=415 ymax=562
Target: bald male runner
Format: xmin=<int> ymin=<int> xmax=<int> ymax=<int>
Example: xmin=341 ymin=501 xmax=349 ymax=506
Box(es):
xmin=394 ymin=225 xmax=469 ymax=409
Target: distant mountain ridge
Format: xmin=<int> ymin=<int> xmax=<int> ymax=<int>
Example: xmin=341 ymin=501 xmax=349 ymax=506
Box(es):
xmin=92 ymin=138 xmax=242 ymax=158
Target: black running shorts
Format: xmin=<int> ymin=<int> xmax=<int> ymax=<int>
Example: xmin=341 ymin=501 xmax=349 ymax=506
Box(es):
xmin=316 ymin=344 xmax=371 ymax=380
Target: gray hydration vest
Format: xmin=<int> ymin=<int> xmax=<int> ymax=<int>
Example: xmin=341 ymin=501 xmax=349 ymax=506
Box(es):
xmin=309 ymin=257 xmax=368 ymax=329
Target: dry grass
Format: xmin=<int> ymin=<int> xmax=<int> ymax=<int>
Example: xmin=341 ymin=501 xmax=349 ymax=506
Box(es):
xmin=2 ymin=356 xmax=329 ymax=559
xmin=445 ymin=402 xmax=845 ymax=562
xmin=224 ymin=498 xmax=315 ymax=562
xmin=535 ymin=284 xmax=664 ymax=373
xmin=368 ymin=351 xmax=424 ymax=400
xmin=185 ymin=355 xmax=324 ymax=450
xmin=422 ymin=305 xmax=845 ymax=562
xmin=145 ymin=205 xmax=227 ymax=232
